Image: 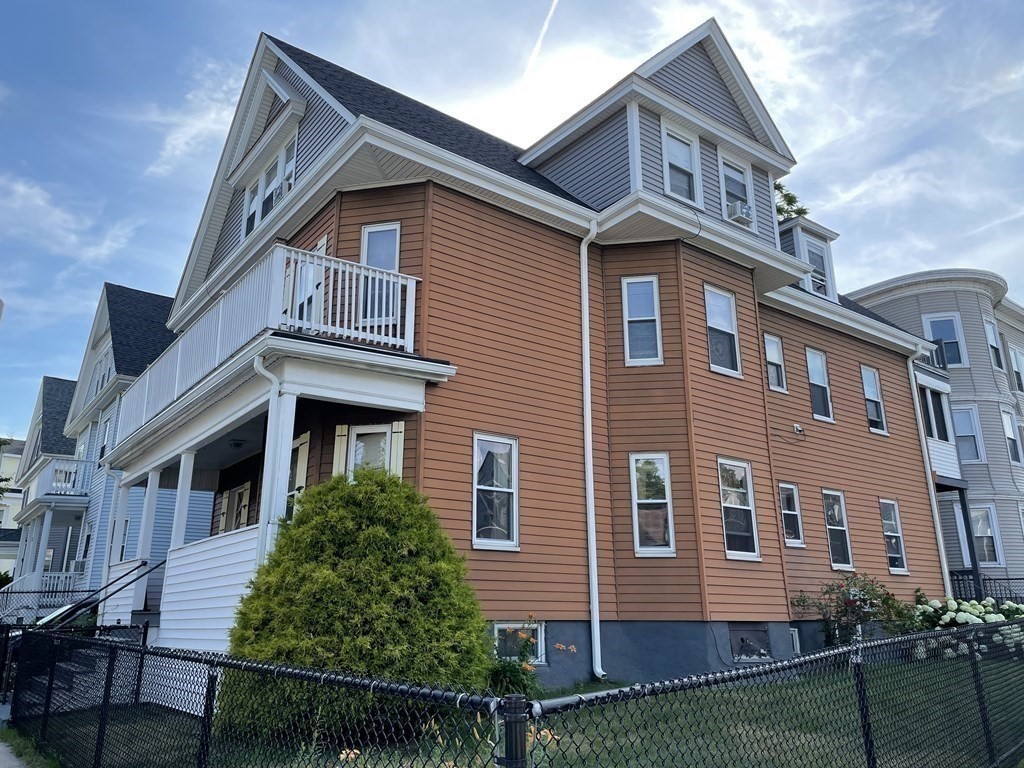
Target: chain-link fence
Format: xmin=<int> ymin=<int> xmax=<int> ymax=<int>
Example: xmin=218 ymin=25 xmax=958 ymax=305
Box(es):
xmin=11 ymin=619 xmax=1024 ymax=767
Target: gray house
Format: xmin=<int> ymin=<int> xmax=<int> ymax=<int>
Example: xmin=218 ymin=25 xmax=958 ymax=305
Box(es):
xmin=850 ymin=270 xmax=1024 ymax=592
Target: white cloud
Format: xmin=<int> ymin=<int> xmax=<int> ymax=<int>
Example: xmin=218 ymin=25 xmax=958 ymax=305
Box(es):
xmin=136 ymin=59 xmax=243 ymax=177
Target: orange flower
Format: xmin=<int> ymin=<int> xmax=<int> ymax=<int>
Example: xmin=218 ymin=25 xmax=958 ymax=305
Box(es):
xmin=521 ymin=662 xmax=535 ymax=672
xmin=568 ymin=644 xmax=577 ymax=653
xmin=527 ymin=611 xmax=538 ymax=621
xmin=554 ymin=642 xmax=566 ymax=651
xmin=517 ymin=631 xmax=529 ymax=640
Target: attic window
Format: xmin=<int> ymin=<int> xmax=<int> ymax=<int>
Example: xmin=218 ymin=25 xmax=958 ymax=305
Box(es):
xmin=798 ymin=233 xmax=837 ymax=302
xmin=660 ymin=121 xmax=703 ymax=207
xmin=244 ymin=134 xmax=297 ymax=238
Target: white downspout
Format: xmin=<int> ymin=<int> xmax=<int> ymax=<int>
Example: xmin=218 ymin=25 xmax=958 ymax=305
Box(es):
xmin=579 ymin=219 xmax=606 ymax=679
xmin=253 ymin=355 xmax=281 ymax=564
xmin=908 ymin=345 xmax=953 ymax=597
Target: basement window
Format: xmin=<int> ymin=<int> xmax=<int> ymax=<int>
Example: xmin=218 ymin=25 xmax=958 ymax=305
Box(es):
xmin=729 ymin=623 xmax=771 ymax=661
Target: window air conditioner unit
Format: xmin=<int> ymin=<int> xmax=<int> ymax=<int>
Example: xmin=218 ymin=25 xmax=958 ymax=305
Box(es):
xmin=727 ymin=201 xmax=754 ymax=226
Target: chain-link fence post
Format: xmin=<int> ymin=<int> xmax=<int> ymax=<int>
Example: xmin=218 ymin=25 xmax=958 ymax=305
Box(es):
xmin=497 ymin=694 xmax=529 ymax=768
xmin=850 ymin=640 xmax=877 ymax=768
xmin=968 ymin=626 xmax=997 ymax=766
xmin=92 ymin=645 xmax=118 ymax=768
xmin=196 ymin=666 xmax=219 ymax=768
xmin=141 ymin=620 xmax=150 ymax=647
xmin=38 ymin=636 xmax=59 ymax=742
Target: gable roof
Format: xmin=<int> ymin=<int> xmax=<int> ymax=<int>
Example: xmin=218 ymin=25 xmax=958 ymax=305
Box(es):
xmin=40 ymin=377 xmax=77 ymax=456
xmin=265 ymin=36 xmax=584 ymax=205
xmin=1 ymin=440 xmax=24 ymax=456
xmin=104 ymin=284 xmax=176 ymax=377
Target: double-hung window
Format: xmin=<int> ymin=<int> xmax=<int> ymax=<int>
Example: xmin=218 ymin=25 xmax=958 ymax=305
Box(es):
xmin=923 ymin=313 xmax=967 ymax=367
xmin=719 ymin=155 xmax=755 ymax=229
xmin=1002 ymin=410 xmax=1021 ymax=463
xmin=956 ymin=503 xmax=1002 ymax=567
xmin=952 ymin=406 xmax=985 ymax=462
xmin=823 ymin=490 xmax=853 ymax=569
xmin=984 ymin=320 xmax=1004 ymax=370
xmin=879 ymin=499 xmax=907 ymax=572
xmin=244 ymin=134 xmax=297 ymax=238
xmin=806 ymin=349 xmax=833 ymax=421
xmin=779 ymin=483 xmax=803 ymax=546
xmin=629 ymin=453 xmax=675 ymax=556
xmin=919 ymin=387 xmax=951 ymax=442
xmin=705 ymin=285 xmax=740 ymax=376
xmin=473 ymin=434 xmax=518 ymax=550
xmin=860 ymin=366 xmax=887 ymax=433
xmin=220 ymin=482 xmax=251 ymax=533
xmin=622 ymin=277 xmax=663 ymax=365
xmin=1010 ymin=347 xmax=1024 ymax=392
xmin=97 ymin=420 xmax=111 ymax=461
xmin=764 ymin=334 xmax=787 ymax=392
xmin=661 ymin=123 xmax=702 ymax=206
xmin=718 ymin=459 xmax=759 ymax=559
xmin=347 ymin=424 xmax=393 ymax=475
xmin=803 ymin=237 xmax=833 ymax=299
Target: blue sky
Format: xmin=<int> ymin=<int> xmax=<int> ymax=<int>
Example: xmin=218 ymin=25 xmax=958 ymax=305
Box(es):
xmin=1 ymin=0 xmax=1023 ymax=438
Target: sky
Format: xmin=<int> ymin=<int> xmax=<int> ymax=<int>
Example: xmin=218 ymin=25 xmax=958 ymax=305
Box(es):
xmin=0 ymin=0 xmax=1022 ymax=439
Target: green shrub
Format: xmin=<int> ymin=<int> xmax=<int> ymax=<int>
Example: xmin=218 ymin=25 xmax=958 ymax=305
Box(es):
xmin=791 ymin=572 xmax=915 ymax=645
xmin=220 ymin=469 xmax=491 ymax=745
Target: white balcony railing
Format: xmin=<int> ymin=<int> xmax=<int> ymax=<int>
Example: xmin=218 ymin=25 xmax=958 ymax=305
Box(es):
xmin=118 ymin=245 xmax=418 ymax=443
xmin=928 ymin=437 xmax=962 ymax=480
xmin=28 ymin=458 xmax=91 ymax=503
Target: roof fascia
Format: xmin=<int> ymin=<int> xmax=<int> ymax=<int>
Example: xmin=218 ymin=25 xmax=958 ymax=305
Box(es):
xmin=779 ymin=215 xmax=841 ymax=242
xmin=263 ymin=37 xmax=358 ymax=124
xmin=65 ymin=286 xmax=111 ymax=431
xmin=847 ymin=269 xmax=1009 ymax=306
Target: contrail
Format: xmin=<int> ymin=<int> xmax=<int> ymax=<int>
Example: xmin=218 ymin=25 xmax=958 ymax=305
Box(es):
xmin=525 ymin=0 xmax=560 ymax=76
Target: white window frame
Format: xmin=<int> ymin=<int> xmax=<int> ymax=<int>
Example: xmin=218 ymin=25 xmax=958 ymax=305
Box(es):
xmin=860 ymin=365 xmax=887 ymax=435
xmin=118 ymin=518 xmax=131 ymax=563
xmin=717 ymin=152 xmax=756 ymax=231
xmin=984 ymin=319 xmax=1005 ymax=370
xmin=794 ymin=229 xmax=838 ymax=303
xmin=622 ymin=276 xmax=664 ymax=366
xmin=219 ymin=482 xmax=252 ymax=534
xmin=1001 ymin=409 xmax=1022 ymax=464
xmin=822 ymin=489 xmax=854 ymax=570
xmin=493 ymin=622 xmax=546 ymax=665
xmin=704 ymin=284 xmax=742 ymax=378
xmin=717 ymin=458 xmax=760 ymax=561
xmin=472 ymin=433 xmax=519 ymax=551
xmin=1009 ymin=346 xmax=1024 ymax=393
xmin=778 ymin=482 xmax=804 ymax=547
xmin=285 ymin=432 xmax=310 ymax=521
xmin=660 ymin=119 xmax=703 ymax=209
xmin=806 ymin=348 xmax=834 ymax=423
xmin=346 ymin=424 xmax=393 ymax=478
xmin=360 ymin=222 xmax=401 ymax=272
xmin=242 ymin=132 xmax=297 ymax=240
xmin=764 ymin=334 xmax=787 ymax=393
xmin=879 ymin=498 xmax=908 ymax=574
xmin=922 ymin=312 xmax=968 ymax=368
xmin=919 ymin=386 xmax=953 ymax=443
xmin=98 ymin=419 xmax=111 ymax=461
xmin=629 ymin=452 xmax=676 ymax=557
xmin=951 ymin=404 xmax=986 ymax=463
xmin=954 ymin=502 xmax=1004 ymax=568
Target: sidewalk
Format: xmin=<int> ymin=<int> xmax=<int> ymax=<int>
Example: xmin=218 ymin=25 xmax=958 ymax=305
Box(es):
xmin=0 ymin=744 xmax=26 ymax=768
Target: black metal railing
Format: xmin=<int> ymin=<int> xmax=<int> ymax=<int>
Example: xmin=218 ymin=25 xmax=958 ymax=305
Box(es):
xmin=927 ymin=338 xmax=948 ymax=370
xmin=11 ymin=618 xmax=1024 ymax=767
xmin=951 ymin=570 xmax=1024 ymax=605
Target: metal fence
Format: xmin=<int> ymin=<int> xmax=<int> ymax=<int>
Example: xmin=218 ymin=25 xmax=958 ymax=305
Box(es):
xmin=951 ymin=570 xmax=1024 ymax=605
xmin=11 ymin=619 xmax=1024 ymax=768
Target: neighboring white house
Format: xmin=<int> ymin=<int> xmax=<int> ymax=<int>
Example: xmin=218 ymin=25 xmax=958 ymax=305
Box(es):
xmin=0 ymin=440 xmax=25 ymax=574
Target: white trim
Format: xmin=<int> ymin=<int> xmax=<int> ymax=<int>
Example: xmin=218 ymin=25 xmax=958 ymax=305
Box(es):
xmin=805 ymin=347 xmax=834 ymax=422
xmin=219 ymin=481 xmax=252 ymax=534
xmin=951 ymin=403 xmax=986 ymax=463
xmin=954 ymin=502 xmax=1004 ymax=568
xmin=778 ymin=481 xmax=803 ymax=547
xmin=879 ymin=498 xmax=909 ymax=574
xmin=984 ymin=318 xmax=1005 ymax=370
xmin=922 ymin=312 xmax=969 ymax=368
xmin=626 ymin=101 xmax=642 ymax=193
xmin=286 ymin=431 xmax=310 ymax=517
xmin=622 ymin=276 xmax=664 ymax=366
xmin=628 ymin=452 xmax=676 ymax=557
xmin=704 ymin=284 xmax=742 ymax=377
xmin=1009 ymin=345 xmax=1024 ymax=393
xmin=659 ymin=117 xmax=703 ymax=209
xmin=472 ymin=433 xmax=519 ymax=552
xmin=919 ymin=384 xmax=953 ymax=443
xmin=763 ymin=333 xmax=787 ymax=393
xmin=717 ymin=457 xmax=760 ymax=560
xmin=717 ymin=150 xmax=756 ymax=232
xmin=332 ymin=425 xmax=349 ymax=476
xmin=345 ymin=423 xmax=393 ymax=477
xmin=793 ymin=227 xmax=838 ymax=303
xmin=860 ymin=365 xmax=888 ymax=435
xmin=493 ymin=621 xmax=546 ymax=665
xmin=822 ymin=489 xmax=853 ymax=570
xmin=768 ymin=170 xmax=781 ymax=250
xmin=1000 ymin=408 xmax=1022 ymax=464
xmin=360 ymin=222 xmax=402 ymax=272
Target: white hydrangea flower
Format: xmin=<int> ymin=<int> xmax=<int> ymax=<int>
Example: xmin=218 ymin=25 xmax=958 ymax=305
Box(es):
xmin=957 ymin=642 xmax=970 ymax=655
xmin=929 ymin=599 xmax=943 ymax=610
xmin=980 ymin=645 xmax=989 ymax=653
xmin=947 ymin=599 xmax=958 ymax=611
xmin=943 ymin=648 xmax=956 ymax=659
xmin=983 ymin=597 xmax=996 ymax=607
xmin=926 ymin=639 xmax=939 ymax=650
xmin=955 ymin=612 xmax=972 ymax=624
xmin=913 ymin=643 xmax=927 ymax=660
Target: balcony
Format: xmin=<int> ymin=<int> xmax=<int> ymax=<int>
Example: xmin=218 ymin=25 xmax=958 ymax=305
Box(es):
xmin=118 ymin=245 xmax=419 ymax=443
xmin=22 ymin=458 xmax=91 ymax=509
xmin=924 ymin=339 xmax=947 ymax=371
xmin=928 ymin=438 xmax=961 ymax=481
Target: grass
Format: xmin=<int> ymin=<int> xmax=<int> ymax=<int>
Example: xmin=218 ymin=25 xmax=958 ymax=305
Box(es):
xmin=0 ymin=728 xmax=59 ymax=768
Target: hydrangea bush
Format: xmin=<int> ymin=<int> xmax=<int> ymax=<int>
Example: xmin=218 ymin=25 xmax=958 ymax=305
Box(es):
xmin=914 ymin=593 xmax=1024 ymax=630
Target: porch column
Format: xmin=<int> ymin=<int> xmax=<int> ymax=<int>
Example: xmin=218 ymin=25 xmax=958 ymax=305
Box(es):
xmin=100 ymin=479 xmax=130 ymax=590
xmin=257 ymin=391 xmax=297 ymax=562
xmin=957 ymin=488 xmax=984 ymax=602
xmin=134 ymin=469 xmax=159 ymax=560
xmin=169 ymin=453 xmax=195 ymax=550
xmin=33 ymin=506 xmax=54 ymax=590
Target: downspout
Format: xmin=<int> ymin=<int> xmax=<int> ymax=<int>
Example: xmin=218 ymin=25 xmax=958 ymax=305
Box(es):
xmin=579 ymin=219 xmax=606 ymax=679
xmin=253 ymin=355 xmax=281 ymax=564
xmin=908 ymin=345 xmax=953 ymax=597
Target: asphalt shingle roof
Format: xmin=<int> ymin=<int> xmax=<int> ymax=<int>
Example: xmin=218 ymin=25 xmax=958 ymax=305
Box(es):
xmin=266 ymin=36 xmax=588 ymax=207
xmin=104 ymin=284 xmax=176 ymax=377
xmin=40 ymin=377 xmax=77 ymax=456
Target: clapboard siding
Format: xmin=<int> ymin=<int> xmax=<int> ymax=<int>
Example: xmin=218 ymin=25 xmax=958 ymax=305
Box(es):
xmin=638 ymin=107 xmax=662 ymax=193
xmin=208 ymin=188 xmax=244 ymax=276
xmin=537 ymin=109 xmax=630 ymax=210
xmin=752 ymin=167 xmax=776 ymax=247
xmin=158 ymin=526 xmax=259 ymax=652
xmin=779 ymin=228 xmax=795 ymax=257
xmin=647 ymin=40 xmax=755 ymax=138
xmin=274 ymin=59 xmax=348 ymax=182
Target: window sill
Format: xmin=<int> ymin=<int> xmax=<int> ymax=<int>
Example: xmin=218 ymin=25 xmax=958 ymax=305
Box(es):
xmin=768 ymin=386 xmax=789 ymax=395
xmin=726 ymin=552 xmax=762 ymax=562
xmin=635 ymin=549 xmax=677 ymax=558
xmin=662 ymin=188 xmax=705 ymax=212
xmin=888 ymin=568 xmax=910 ymax=576
xmin=473 ymin=541 xmax=520 ymax=553
xmin=960 ymin=460 xmax=988 ymax=465
xmin=625 ymin=358 xmax=664 ymax=367
xmin=947 ymin=363 xmax=969 ymax=369
xmin=722 ymin=216 xmax=757 ymax=234
xmin=831 ymin=564 xmax=856 ymax=572
xmin=812 ymin=415 xmax=836 ymax=424
xmin=710 ymin=366 xmax=743 ymax=379
xmin=784 ymin=541 xmax=806 ymax=548
xmin=869 ymin=428 xmax=889 ymax=437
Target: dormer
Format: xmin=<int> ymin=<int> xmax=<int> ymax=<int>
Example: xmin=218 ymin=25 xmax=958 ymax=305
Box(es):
xmin=779 ymin=216 xmax=840 ymax=303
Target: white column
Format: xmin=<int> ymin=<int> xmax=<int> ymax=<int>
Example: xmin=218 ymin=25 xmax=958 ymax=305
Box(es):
xmin=99 ymin=479 xmax=130 ymax=591
xmin=169 ymin=453 xmax=195 ymax=550
xmin=136 ymin=470 xmax=160 ymax=559
xmin=257 ymin=392 xmax=297 ymax=562
xmin=33 ymin=506 xmax=54 ymax=589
